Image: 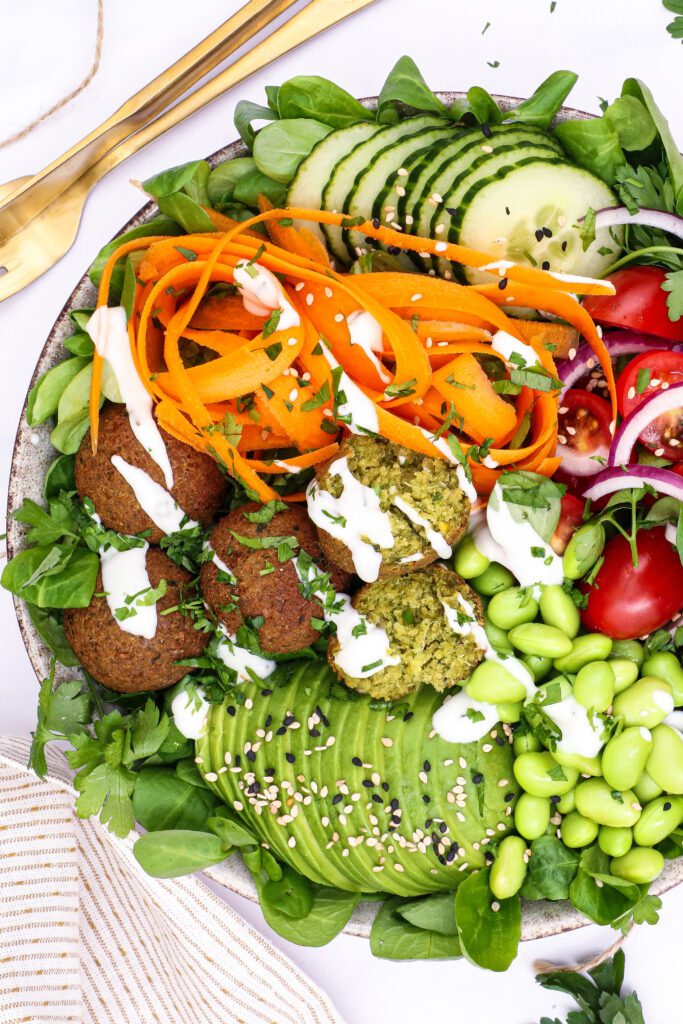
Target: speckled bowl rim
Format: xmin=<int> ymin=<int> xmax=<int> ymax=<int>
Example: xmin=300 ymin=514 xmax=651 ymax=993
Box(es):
xmin=8 ymin=91 xmax=683 ymax=943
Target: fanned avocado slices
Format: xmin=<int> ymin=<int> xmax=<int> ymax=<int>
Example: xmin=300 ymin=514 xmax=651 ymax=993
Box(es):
xmin=196 ymin=660 xmax=518 ymax=897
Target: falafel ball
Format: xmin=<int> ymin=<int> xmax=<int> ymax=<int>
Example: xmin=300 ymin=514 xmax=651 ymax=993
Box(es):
xmin=328 ymin=565 xmax=485 ymax=701
xmin=201 ymin=504 xmax=353 ymax=655
xmin=75 ymin=403 xmax=226 ymax=542
xmin=64 ymin=547 xmax=206 ymax=693
xmin=309 ymin=436 xmax=470 ymax=580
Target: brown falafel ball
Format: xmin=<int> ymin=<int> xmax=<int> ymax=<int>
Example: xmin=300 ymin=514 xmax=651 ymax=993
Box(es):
xmin=64 ymin=547 xmax=207 ymax=693
xmin=75 ymin=403 xmax=226 ymax=542
xmin=327 ymin=565 xmax=485 ymax=701
xmin=311 ymin=436 xmax=471 ymax=580
xmin=201 ymin=504 xmax=353 ymax=655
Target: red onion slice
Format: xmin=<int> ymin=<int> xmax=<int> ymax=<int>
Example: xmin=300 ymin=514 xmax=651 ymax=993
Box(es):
xmin=555 ymin=441 xmax=611 ymax=477
xmin=558 ymin=330 xmax=683 ymax=397
xmin=609 ymin=380 xmax=683 ymax=466
xmin=586 ymin=206 xmax=683 ymax=241
xmin=584 ymin=465 xmax=683 ymax=502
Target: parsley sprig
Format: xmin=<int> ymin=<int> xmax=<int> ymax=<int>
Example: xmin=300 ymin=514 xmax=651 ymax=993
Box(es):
xmin=537 ymin=951 xmax=647 ymax=1024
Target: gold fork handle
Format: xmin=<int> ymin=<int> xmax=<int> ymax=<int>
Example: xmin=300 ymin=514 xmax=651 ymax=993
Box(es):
xmin=60 ymin=0 xmax=376 ymax=198
xmin=0 ymin=0 xmax=296 ymax=232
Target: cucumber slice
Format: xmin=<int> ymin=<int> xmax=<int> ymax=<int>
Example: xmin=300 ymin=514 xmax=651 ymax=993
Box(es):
xmin=321 ymin=115 xmax=447 ymax=265
xmin=456 ymin=158 xmax=623 ymax=284
xmin=343 ymin=124 xmax=458 ymax=261
xmin=286 ymin=122 xmax=383 ymax=244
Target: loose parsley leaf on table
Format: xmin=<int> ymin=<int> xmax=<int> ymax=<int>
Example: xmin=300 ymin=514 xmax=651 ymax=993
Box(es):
xmin=663 ymin=0 xmax=683 ymax=40
xmin=537 ymin=950 xmax=647 ymax=1024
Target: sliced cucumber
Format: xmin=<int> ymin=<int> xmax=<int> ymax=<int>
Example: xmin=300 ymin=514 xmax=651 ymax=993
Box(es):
xmin=286 ymin=122 xmax=383 ymax=244
xmin=343 ymin=124 xmax=459 ymax=260
xmin=456 ymin=158 xmax=623 ymax=284
xmin=405 ymin=125 xmax=562 ymax=272
xmin=321 ymin=115 xmax=447 ymax=265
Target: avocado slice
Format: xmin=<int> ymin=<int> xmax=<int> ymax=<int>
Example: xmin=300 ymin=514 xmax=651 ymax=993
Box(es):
xmin=197 ymin=660 xmax=518 ymax=897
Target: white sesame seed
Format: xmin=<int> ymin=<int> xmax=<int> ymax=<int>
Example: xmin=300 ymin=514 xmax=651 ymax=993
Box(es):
xmin=233 ymin=801 xmax=243 ymax=811
xmin=568 ymin=347 xmax=578 ymax=360
xmin=482 ymin=744 xmax=493 ymax=753
xmin=628 ymin=386 xmax=636 ymax=400
xmin=305 ymin=293 xmax=314 ymax=306
xmin=411 ymin=293 xmax=423 ymax=302
xmin=334 ymin=312 xmax=345 ymax=323
xmin=395 ymin=186 xmax=406 ymax=197
xmin=481 ymin=145 xmax=493 ymax=154
xmin=204 ymin=771 xmax=218 ymax=782
xmin=324 ymin=287 xmax=333 ymax=298
xmin=287 ymin=337 xmax=298 ymax=346
xmin=491 ymin=901 xmax=500 ymax=912
xmin=405 ymin=215 xmax=414 ymax=225
xmin=294 ymin=281 xmax=305 ymax=291
xmin=394 ymin=863 xmax=405 ymax=872
xmin=194 ymin=756 xmax=203 ymax=764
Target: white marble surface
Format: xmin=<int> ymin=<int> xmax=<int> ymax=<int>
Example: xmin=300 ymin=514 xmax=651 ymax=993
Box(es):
xmin=1 ymin=1 xmax=681 ymax=1020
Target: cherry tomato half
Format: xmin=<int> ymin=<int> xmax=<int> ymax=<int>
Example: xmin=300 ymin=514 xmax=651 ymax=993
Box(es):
xmin=615 ymin=350 xmax=683 ymax=461
xmin=583 ymin=267 xmax=683 ymax=343
xmin=551 ymin=493 xmax=586 ymax=554
xmin=555 ymin=389 xmax=613 ymax=494
xmin=579 ymin=526 xmax=683 ymax=639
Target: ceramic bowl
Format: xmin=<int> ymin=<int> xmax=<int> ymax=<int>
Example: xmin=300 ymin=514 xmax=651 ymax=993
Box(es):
xmin=8 ymin=93 xmax=683 ymax=941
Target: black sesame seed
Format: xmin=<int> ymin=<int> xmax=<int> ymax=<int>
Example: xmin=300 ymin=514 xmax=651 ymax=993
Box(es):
xmin=541 ymin=260 xmax=550 ymax=272
xmin=423 ymin=760 xmax=431 ymax=773
xmin=550 ymin=795 xmax=561 ymax=804
xmin=472 ymin=773 xmax=483 ymax=784
xmin=372 ymin=217 xmax=380 ymax=229
xmin=362 ymin=779 xmax=374 ymax=788
xmin=504 ymin=792 xmax=515 ymax=802
xmin=234 ymin=755 xmax=241 ymax=767
xmin=561 ymin=240 xmax=568 ymax=252
xmin=283 ymin=715 xmax=295 ymax=726
xmin=246 ymin=750 xmax=256 ymax=762
xmin=425 ymin=819 xmax=433 ymax=828
xmin=309 ymin=728 xmax=321 ymax=738
xmin=439 ymin=822 xmax=447 ymax=834
xmin=352 ymin=756 xmax=362 ymax=767
xmin=438 ymin=854 xmax=447 ymax=865
xmin=498 ymin=277 xmax=508 ymax=290
xmin=276 ymin=727 xmax=287 ymax=736
xmin=265 ymin=767 xmax=275 ymax=777
xmin=261 ymin=688 xmax=273 ymax=697
xmin=505 ymin=206 xmax=510 ymax=215
xmin=264 ymin=715 xmax=272 ymax=728
xmin=403 ymin=711 xmax=414 ymax=722
xmin=542 ymin=226 xmax=553 ymax=238
xmin=422 ymin=795 xmax=431 ymax=804
xmin=535 ymin=229 xmax=544 ymax=243
xmin=247 ymin=782 xmax=260 ymax=794
xmin=431 ymin=831 xmax=440 ymax=844
xmin=372 ymin=793 xmax=383 ymax=803
xmin=227 ymin=706 xmax=236 ymax=717
xmin=446 ymin=208 xmax=458 ymax=216
xmin=382 ymin=782 xmax=390 ymax=792
xmin=285 ymin=752 xmax=295 ymax=764
xmin=481 ymin=123 xmax=493 ymax=138
xmin=446 ymin=847 xmax=457 ymax=863
xmin=390 ymin=816 xmax=400 ymax=826
xmin=387 ymin=245 xmax=401 ymax=256
xmin=484 ymin=851 xmax=494 ymax=864
xmin=664 ymin=801 xmax=672 ymax=811
xmin=495 ymin=736 xmax=505 ymax=747
xmin=332 ymin=794 xmax=343 ymax=805
xmin=390 ymin=798 xmax=399 ymax=811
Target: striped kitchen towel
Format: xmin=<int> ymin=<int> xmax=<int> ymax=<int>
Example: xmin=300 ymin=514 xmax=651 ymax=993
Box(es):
xmin=0 ymin=736 xmax=342 ymax=1024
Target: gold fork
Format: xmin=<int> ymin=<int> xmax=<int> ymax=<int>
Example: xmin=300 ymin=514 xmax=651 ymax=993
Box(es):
xmin=0 ymin=0 xmax=377 ymax=301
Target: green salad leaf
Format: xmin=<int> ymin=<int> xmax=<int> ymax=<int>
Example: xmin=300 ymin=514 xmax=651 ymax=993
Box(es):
xmin=510 ymin=70 xmax=578 ymax=129
xmin=455 ymin=867 xmax=521 ymax=971
xmin=370 ymin=896 xmax=462 ymax=960
xmin=521 ymin=835 xmax=580 ymax=900
xmin=234 ymin=100 xmax=278 ymax=147
xmin=132 ymin=766 xmax=223 ymax=832
xmin=252 ymin=118 xmax=332 ymax=184
xmin=26 ymin=604 xmax=79 ymax=667
xmin=493 ymin=470 xmax=565 ymax=543
xmin=255 ymin=874 xmax=360 ymax=946
xmin=207 ymin=157 xmax=258 ymax=208
xmin=277 ymin=76 xmax=375 ymax=128
xmin=27 ymin=356 xmax=90 ymax=427
xmin=376 ymin=55 xmax=449 ymax=123
xmin=395 ymin=892 xmax=458 ymax=935
xmin=142 ymin=160 xmax=208 ymax=199
xmin=133 ymin=829 xmax=229 ymax=877
xmin=568 ymin=846 xmax=644 ymax=926
xmin=553 ymin=117 xmax=624 ymax=185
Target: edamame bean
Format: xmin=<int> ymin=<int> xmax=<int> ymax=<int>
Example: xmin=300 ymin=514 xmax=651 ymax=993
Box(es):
xmin=610 ymin=847 xmax=664 ymax=885
xmin=467 ymin=660 xmax=530 ymax=704
xmin=453 ymin=535 xmax=490 ymax=579
xmin=601 ymin=726 xmax=653 ymax=792
xmin=471 ymin=563 xmax=516 ymax=596
xmin=598 ymin=826 xmax=633 ymax=858
xmin=484 ymin=620 xmax=514 ymax=656
xmin=574 ymin=778 xmax=641 ymax=827
xmin=497 ymin=701 xmax=523 ymax=724
xmin=633 ymin=796 xmax=683 ymax=847
xmin=522 ymin=654 xmax=553 ymax=682
xmin=508 ymin=623 xmax=573 ymax=659
xmin=553 ymin=749 xmax=603 ymax=777
xmin=563 ymin=521 xmax=605 ymax=580
xmin=633 ymin=770 xmax=663 ymax=804
xmin=560 ymin=811 xmax=599 ymax=848
xmin=556 ymin=790 xmax=576 ymax=814
xmin=609 ymin=659 xmax=640 ymax=694
xmin=514 ymin=793 xmax=551 ymax=840
xmin=573 ymin=661 xmax=615 ymax=713
xmin=490 ymin=835 xmax=528 ymax=900
xmin=539 ymin=585 xmax=580 ymax=639
xmin=554 ymin=634 xmax=613 ymax=674
xmin=612 ymin=677 xmax=674 ymax=729
xmin=610 ymin=639 xmax=645 ymax=668
xmin=646 ymin=725 xmax=683 ymax=794
xmin=513 ymin=731 xmax=542 ymax=755
xmin=487 ymin=587 xmax=539 ymax=630
xmin=642 ymin=652 xmax=683 ymax=705
xmin=513 ymin=752 xmax=579 ymax=797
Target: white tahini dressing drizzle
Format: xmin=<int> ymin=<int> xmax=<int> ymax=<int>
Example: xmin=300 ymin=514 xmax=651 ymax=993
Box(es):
xmin=233 ymin=261 xmax=300 ymax=331
xmin=87 ymin=306 xmax=174 ymax=489
xmin=294 ymin=557 xmax=399 ymax=679
xmin=346 ymin=309 xmax=391 ymax=385
xmin=306 ymin=457 xmax=394 ymax=582
xmin=491 ymin=329 xmax=541 ymax=369
xmin=111 ymin=456 xmax=198 ymax=536
xmin=99 ymin=541 xmax=158 ymax=640
xmin=417 ymin=427 xmax=477 ymax=503
xmin=486 ymin=481 xmax=564 ymax=588
xmin=479 ymin=259 xmax=515 ymax=276
xmin=433 ymin=592 xmax=534 ymax=744
xmin=392 ymin=496 xmax=451 ymax=560
xmin=202 ymin=542 xmax=236 ymax=583
xmin=542 ymin=695 xmax=607 ymax=759
xmin=171 ymin=685 xmax=211 ymax=739
xmin=215 ymin=625 xmax=277 ymax=683
xmin=319 ymin=344 xmax=380 ymax=434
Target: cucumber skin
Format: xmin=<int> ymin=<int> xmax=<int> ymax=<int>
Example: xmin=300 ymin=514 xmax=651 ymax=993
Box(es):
xmin=197 ymin=660 xmax=518 ymax=897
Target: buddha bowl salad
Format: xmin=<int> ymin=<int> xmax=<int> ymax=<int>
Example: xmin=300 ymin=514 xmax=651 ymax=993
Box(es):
xmin=7 ymin=58 xmax=683 ymax=971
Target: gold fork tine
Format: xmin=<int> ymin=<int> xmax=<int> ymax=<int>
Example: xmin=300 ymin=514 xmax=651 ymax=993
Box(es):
xmin=0 ymin=0 xmax=378 ymax=302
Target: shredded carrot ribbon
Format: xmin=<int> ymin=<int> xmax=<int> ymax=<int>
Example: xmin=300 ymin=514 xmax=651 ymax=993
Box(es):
xmin=90 ymin=204 xmax=617 ymax=499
